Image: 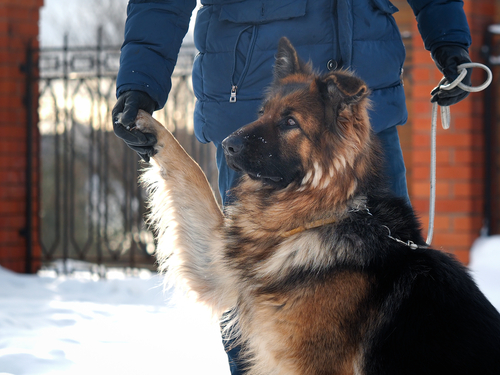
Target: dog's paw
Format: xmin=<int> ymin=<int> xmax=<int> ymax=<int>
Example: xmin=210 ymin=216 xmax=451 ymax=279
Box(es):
xmin=134 ymin=110 xmax=164 ymax=135
xmin=134 ymin=110 xmax=170 ymax=153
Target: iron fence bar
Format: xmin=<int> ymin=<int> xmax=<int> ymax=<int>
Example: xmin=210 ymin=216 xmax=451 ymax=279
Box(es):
xmin=62 ymin=34 xmax=70 ymax=273
xmin=97 ymin=27 xmax=102 ymax=79
xmin=69 ymin=104 xmax=77 ymax=257
xmin=96 ymin=29 xmax=106 ymax=263
xmin=38 ymin=80 xmax=62 ymax=258
xmin=96 ymin=108 xmax=104 ymax=265
xmin=102 ymin=101 xmax=111 ymax=258
xmin=40 ymin=45 xmax=125 ymax=53
xmin=22 ymin=40 xmax=35 ymax=273
xmin=84 ymin=82 xmax=96 ymax=256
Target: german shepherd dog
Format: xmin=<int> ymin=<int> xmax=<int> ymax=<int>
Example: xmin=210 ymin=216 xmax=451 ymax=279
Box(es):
xmin=134 ymin=38 xmax=500 ymax=375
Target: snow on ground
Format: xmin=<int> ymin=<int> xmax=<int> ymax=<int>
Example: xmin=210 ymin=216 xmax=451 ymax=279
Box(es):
xmin=0 ymin=263 xmax=230 ymax=375
xmin=0 ymin=237 xmax=499 ymax=375
xmin=469 ymin=235 xmax=500 ymax=310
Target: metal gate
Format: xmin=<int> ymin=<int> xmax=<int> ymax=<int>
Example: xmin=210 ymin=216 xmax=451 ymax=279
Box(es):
xmin=31 ymin=32 xmax=218 ymax=271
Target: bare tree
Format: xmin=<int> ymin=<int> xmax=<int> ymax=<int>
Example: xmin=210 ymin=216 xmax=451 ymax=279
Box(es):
xmin=84 ymin=0 xmax=128 ymax=45
xmin=41 ymin=0 xmax=128 ymax=46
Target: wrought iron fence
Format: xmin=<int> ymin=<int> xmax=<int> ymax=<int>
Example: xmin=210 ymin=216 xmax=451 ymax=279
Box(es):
xmin=33 ymin=32 xmax=218 ymax=271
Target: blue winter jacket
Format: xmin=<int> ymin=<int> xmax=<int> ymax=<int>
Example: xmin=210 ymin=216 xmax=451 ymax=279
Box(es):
xmin=117 ymin=0 xmax=471 ymax=195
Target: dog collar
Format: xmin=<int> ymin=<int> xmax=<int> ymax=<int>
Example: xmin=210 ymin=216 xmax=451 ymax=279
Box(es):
xmin=281 ymin=217 xmax=338 ymax=238
xmin=280 ymin=206 xmax=428 ymax=250
xmin=280 ymin=203 xmax=369 ymax=238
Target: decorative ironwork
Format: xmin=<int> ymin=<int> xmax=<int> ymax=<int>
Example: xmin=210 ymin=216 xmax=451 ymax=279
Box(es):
xmin=27 ymin=31 xmax=218 ymax=271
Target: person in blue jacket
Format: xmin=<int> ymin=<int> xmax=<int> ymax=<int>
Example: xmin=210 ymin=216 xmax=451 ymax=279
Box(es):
xmin=112 ymin=0 xmax=471 ymax=373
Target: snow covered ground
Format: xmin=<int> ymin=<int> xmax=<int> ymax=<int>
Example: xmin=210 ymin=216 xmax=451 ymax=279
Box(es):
xmin=0 ymin=263 xmax=230 ymax=375
xmin=468 ymin=235 xmax=500 ymax=310
xmin=0 ymin=236 xmax=499 ymax=375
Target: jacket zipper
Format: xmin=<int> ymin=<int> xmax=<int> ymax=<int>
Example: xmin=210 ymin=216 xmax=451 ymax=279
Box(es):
xmin=229 ymin=25 xmax=258 ymax=103
xmin=230 ymin=85 xmax=237 ymax=103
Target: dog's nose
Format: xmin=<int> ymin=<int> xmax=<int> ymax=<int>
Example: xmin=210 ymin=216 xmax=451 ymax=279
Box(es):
xmin=222 ymin=135 xmax=244 ymax=156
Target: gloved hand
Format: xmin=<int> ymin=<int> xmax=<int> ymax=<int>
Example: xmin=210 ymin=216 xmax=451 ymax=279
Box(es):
xmin=112 ymin=90 xmax=158 ymax=162
xmin=430 ymin=45 xmax=472 ymax=106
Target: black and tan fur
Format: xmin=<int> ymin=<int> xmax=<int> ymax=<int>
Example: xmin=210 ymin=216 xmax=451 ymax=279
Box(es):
xmin=135 ymin=38 xmax=500 ymax=375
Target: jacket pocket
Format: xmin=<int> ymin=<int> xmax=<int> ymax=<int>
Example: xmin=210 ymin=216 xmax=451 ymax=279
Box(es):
xmin=219 ymin=0 xmax=307 ymax=102
xmin=371 ymin=0 xmax=398 ymax=14
xmin=219 ymin=0 xmax=307 ymax=24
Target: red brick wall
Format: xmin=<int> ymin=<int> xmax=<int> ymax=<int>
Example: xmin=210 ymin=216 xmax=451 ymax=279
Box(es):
xmin=0 ymin=0 xmax=43 ymax=273
xmin=407 ymin=1 xmax=496 ymax=264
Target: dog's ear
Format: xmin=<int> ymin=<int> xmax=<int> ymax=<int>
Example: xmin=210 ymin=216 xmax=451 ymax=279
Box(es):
xmin=318 ymin=71 xmax=370 ymax=105
xmin=274 ymin=37 xmax=311 ymax=80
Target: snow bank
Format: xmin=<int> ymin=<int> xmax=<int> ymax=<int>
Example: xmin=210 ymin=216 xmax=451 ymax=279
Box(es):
xmin=469 ymin=235 xmax=500 ymax=311
xmin=0 ymin=265 xmax=230 ymax=375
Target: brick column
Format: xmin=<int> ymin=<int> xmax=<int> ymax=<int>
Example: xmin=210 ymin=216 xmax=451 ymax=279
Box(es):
xmin=410 ymin=2 xmax=495 ymax=264
xmin=0 ymin=0 xmax=43 ymax=272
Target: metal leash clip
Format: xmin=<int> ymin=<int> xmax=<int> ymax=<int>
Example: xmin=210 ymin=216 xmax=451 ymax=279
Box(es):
xmin=383 ymin=226 xmax=428 ymax=250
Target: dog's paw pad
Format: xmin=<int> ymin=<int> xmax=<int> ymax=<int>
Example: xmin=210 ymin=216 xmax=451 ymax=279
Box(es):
xmin=134 ymin=119 xmax=148 ymax=132
xmin=134 ymin=111 xmax=152 ymax=131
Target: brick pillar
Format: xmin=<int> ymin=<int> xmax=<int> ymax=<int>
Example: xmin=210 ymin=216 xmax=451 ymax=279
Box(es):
xmin=410 ymin=1 xmax=495 ymax=264
xmin=0 ymin=0 xmax=43 ymax=273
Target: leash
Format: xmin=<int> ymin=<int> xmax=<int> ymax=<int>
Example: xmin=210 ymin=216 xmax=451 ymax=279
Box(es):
xmin=426 ymin=62 xmax=493 ymax=245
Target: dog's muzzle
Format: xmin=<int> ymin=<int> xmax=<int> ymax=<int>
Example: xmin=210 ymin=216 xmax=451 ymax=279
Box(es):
xmin=221 ymin=134 xmax=246 ymax=173
xmin=222 ymin=133 xmax=286 ymax=185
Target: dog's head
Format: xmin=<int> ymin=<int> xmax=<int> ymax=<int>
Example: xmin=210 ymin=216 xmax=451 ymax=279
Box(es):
xmin=222 ymin=37 xmax=374 ymax=194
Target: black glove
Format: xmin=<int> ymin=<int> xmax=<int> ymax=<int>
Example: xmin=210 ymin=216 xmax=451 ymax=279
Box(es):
xmin=112 ymin=90 xmax=158 ymax=162
xmin=430 ymin=45 xmax=472 ymax=106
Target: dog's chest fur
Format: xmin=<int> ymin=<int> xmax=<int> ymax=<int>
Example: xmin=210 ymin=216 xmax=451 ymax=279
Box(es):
xmin=234 ymin=262 xmax=372 ymax=375
xmin=222 ymin=207 xmax=373 ymax=375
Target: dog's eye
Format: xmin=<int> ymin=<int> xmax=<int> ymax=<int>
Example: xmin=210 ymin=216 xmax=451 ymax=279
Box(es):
xmin=286 ymin=117 xmax=298 ymax=127
xmin=258 ymin=108 xmax=265 ymax=116
xmin=278 ymin=116 xmax=300 ymax=130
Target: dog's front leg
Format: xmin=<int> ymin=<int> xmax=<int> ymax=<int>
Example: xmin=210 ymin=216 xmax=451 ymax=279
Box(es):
xmin=135 ymin=110 xmax=236 ymax=315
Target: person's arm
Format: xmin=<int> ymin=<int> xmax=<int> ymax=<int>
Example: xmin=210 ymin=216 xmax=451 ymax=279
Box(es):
xmin=407 ymin=0 xmax=472 ymax=106
xmin=117 ymin=0 xmax=196 ymax=108
xmin=408 ymin=0 xmax=471 ymax=52
xmin=113 ymin=0 xmax=196 ymax=161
